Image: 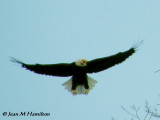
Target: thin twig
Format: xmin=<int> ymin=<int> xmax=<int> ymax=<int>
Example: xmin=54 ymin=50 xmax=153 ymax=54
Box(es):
xmin=121 ymin=106 xmax=137 ymax=118
xmin=131 ymin=105 xmax=141 ymax=120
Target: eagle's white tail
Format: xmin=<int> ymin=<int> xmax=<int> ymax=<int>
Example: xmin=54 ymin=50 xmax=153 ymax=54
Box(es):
xmin=62 ymin=76 xmax=97 ymax=95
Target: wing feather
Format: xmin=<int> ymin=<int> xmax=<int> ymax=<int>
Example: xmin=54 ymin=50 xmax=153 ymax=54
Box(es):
xmin=10 ymin=57 xmax=73 ymax=77
xmin=86 ymin=43 xmax=141 ymax=73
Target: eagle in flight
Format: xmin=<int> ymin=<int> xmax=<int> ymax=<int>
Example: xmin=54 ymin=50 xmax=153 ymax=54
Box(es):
xmin=10 ymin=41 xmax=142 ymax=95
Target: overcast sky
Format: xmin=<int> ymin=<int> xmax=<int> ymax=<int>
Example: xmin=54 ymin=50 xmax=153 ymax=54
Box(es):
xmin=1 ymin=0 xmax=160 ymax=120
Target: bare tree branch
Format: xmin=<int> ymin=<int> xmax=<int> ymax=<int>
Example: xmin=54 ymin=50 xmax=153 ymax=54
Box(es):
xmin=121 ymin=105 xmax=137 ymax=118
xmin=121 ymin=102 xmax=160 ymax=120
xmin=113 ymin=101 xmax=160 ymax=120
xmin=130 ymin=105 xmax=141 ymax=120
xmin=145 ymin=101 xmax=160 ymax=119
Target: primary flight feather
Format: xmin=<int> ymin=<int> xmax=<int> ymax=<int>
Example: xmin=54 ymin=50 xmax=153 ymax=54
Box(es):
xmin=10 ymin=41 xmax=142 ymax=95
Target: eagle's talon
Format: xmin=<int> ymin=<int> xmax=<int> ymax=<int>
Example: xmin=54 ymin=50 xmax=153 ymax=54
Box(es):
xmin=72 ymin=90 xmax=77 ymax=95
xmin=85 ymin=89 xmax=88 ymax=95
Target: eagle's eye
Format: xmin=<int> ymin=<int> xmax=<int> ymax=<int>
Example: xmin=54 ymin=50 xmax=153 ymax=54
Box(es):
xmin=75 ymin=59 xmax=87 ymax=67
xmin=82 ymin=60 xmax=87 ymax=65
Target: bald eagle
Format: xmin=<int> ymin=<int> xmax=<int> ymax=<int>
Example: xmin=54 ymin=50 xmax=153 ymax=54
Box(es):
xmin=10 ymin=42 xmax=142 ymax=95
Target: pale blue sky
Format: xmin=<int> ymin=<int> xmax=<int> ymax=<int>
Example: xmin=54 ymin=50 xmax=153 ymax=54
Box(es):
xmin=1 ymin=0 xmax=160 ymax=120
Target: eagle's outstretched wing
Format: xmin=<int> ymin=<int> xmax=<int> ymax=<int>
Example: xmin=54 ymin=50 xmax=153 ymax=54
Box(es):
xmin=86 ymin=41 xmax=143 ymax=73
xmin=10 ymin=57 xmax=73 ymax=77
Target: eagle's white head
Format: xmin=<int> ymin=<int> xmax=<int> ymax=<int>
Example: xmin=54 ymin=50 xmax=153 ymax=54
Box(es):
xmin=75 ymin=59 xmax=88 ymax=67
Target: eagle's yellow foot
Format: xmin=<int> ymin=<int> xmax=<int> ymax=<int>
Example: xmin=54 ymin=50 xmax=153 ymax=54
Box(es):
xmin=72 ymin=90 xmax=77 ymax=95
xmin=85 ymin=89 xmax=88 ymax=95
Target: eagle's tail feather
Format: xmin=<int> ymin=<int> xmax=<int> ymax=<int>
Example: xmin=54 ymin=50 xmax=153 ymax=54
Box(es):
xmin=63 ymin=78 xmax=72 ymax=92
xmin=88 ymin=76 xmax=97 ymax=90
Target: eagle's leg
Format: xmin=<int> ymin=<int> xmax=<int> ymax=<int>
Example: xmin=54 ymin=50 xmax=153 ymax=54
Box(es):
xmin=72 ymin=90 xmax=77 ymax=95
xmin=84 ymin=83 xmax=89 ymax=95
xmin=85 ymin=89 xmax=88 ymax=94
xmin=71 ymin=83 xmax=77 ymax=95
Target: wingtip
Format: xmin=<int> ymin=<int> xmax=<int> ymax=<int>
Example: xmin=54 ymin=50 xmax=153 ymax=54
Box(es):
xmin=9 ymin=57 xmax=24 ymax=65
xmin=131 ymin=40 xmax=144 ymax=51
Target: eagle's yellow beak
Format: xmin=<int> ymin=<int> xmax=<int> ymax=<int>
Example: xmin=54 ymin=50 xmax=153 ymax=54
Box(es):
xmin=82 ymin=59 xmax=88 ymax=63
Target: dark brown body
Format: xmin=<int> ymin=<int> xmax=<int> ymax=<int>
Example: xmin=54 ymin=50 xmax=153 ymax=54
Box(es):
xmin=71 ymin=64 xmax=89 ymax=90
